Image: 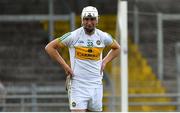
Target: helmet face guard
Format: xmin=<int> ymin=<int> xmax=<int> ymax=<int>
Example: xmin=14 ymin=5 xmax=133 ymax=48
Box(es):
xmin=81 ymin=6 xmax=99 ymax=23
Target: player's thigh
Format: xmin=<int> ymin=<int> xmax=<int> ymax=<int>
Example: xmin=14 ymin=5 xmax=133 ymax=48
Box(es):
xmin=88 ymin=87 xmax=103 ymax=111
xmin=69 ymin=86 xmax=90 ymax=110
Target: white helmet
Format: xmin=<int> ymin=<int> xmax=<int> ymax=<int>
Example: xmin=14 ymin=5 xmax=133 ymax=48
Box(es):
xmin=81 ymin=6 xmax=99 ymax=21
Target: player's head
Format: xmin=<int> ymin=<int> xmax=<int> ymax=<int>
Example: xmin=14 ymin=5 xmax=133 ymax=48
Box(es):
xmin=81 ymin=6 xmax=99 ymax=22
xmin=81 ymin=6 xmax=99 ymax=34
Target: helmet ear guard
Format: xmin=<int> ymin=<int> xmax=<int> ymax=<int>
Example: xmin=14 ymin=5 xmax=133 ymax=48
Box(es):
xmin=81 ymin=6 xmax=99 ymax=23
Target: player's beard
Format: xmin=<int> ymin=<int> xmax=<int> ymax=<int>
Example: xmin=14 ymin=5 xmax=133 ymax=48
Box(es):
xmin=84 ymin=27 xmax=94 ymax=34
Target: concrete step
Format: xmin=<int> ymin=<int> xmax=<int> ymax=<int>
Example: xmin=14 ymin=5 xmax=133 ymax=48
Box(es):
xmin=0 ymin=72 xmax=66 ymax=82
xmin=162 ymin=80 xmax=177 ymax=93
xmin=139 ymin=43 xmax=177 ymax=80
xmin=3 ymin=82 xmax=69 ymax=111
xmin=0 ymin=45 xmax=48 ymax=59
xmin=0 ymin=59 xmax=56 ymax=67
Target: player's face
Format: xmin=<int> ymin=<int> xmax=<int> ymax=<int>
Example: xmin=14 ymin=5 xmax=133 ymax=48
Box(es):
xmin=82 ymin=17 xmax=97 ymax=33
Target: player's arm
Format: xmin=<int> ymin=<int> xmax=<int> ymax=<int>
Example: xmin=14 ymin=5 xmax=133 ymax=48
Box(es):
xmin=101 ymin=40 xmax=120 ymax=74
xmin=45 ymin=39 xmax=73 ymax=76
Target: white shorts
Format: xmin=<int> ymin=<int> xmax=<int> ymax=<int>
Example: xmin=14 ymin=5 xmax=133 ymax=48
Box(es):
xmin=68 ymin=85 xmax=103 ymax=111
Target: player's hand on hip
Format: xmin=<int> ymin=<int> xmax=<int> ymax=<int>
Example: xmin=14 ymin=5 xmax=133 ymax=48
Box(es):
xmin=63 ymin=64 xmax=74 ymax=76
xmin=100 ymin=61 xmax=107 ymax=75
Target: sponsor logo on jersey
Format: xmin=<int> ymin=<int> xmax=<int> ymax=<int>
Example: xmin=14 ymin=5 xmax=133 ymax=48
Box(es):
xmin=88 ymin=49 xmax=93 ymax=53
xmin=75 ymin=46 xmax=103 ymax=61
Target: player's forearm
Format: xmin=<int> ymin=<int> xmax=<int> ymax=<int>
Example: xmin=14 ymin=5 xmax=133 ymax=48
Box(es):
xmin=45 ymin=46 xmax=68 ymax=68
xmin=102 ymin=48 xmax=120 ymax=65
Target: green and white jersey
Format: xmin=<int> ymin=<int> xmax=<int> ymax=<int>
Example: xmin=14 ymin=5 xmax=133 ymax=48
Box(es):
xmin=58 ymin=27 xmax=114 ymax=88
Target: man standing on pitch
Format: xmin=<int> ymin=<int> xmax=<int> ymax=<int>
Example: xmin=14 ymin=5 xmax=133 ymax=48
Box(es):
xmin=45 ymin=6 xmax=120 ymax=112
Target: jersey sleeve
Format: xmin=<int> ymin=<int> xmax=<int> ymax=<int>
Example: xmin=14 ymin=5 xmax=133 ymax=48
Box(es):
xmin=103 ymin=33 xmax=114 ymax=46
xmin=57 ymin=32 xmax=73 ymax=47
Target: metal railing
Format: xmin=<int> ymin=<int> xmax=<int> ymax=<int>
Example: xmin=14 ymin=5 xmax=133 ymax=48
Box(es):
xmin=1 ymin=82 xmax=179 ymax=111
xmin=1 ymin=93 xmax=180 ymax=111
xmin=0 ymin=0 xmax=76 ymax=41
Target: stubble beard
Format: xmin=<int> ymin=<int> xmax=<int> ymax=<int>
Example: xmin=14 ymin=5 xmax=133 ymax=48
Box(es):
xmin=84 ymin=27 xmax=95 ymax=34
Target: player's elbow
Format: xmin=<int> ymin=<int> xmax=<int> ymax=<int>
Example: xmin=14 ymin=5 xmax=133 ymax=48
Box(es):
xmin=114 ymin=44 xmax=121 ymax=53
xmin=45 ymin=43 xmax=53 ymax=54
xmin=117 ymin=45 xmax=121 ymax=53
xmin=45 ymin=44 xmax=49 ymax=52
xmin=114 ymin=45 xmax=121 ymax=57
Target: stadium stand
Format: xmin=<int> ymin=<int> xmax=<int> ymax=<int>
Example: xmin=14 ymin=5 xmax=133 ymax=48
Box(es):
xmin=0 ymin=22 xmax=66 ymax=82
xmin=0 ymin=0 xmax=180 ymax=112
xmin=0 ymin=0 xmax=68 ymax=111
xmin=97 ymin=15 xmax=176 ymax=111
